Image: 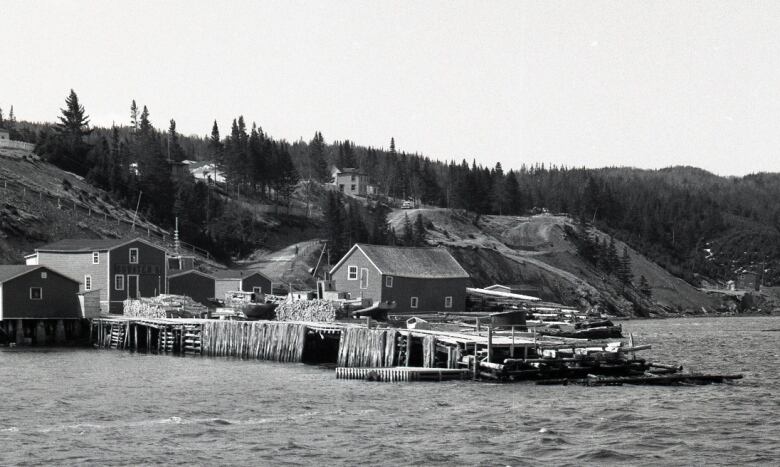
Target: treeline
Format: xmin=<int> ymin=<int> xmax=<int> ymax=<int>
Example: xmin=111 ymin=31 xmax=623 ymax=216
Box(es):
xmin=322 ymin=191 xmax=427 ymax=258
xmin=31 ymin=91 xmax=287 ymax=261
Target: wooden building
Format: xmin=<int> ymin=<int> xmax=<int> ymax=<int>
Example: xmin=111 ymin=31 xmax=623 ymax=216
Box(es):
xmin=332 ymin=167 xmax=368 ymax=196
xmin=0 ymin=265 xmax=81 ymax=320
xmin=736 ymin=271 xmax=760 ymax=291
xmin=26 ymin=237 xmax=168 ymax=313
xmin=212 ymin=270 xmax=273 ymax=301
xmin=167 ymin=270 xmax=216 ymax=305
xmin=329 ymin=244 xmax=469 ymax=313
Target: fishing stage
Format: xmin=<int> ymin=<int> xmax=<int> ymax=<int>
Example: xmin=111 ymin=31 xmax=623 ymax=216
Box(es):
xmin=90 ymin=316 xmax=742 ymax=386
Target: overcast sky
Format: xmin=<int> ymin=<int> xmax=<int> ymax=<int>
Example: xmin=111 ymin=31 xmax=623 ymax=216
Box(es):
xmin=2 ymin=1 xmax=779 ymax=176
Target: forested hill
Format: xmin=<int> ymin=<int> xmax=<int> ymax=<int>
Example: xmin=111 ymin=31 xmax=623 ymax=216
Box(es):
xmin=5 ymin=93 xmax=779 ymax=286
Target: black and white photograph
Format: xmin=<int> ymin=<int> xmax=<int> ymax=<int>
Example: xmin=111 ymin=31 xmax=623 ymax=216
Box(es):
xmin=1 ymin=1 xmax=779 ymax=465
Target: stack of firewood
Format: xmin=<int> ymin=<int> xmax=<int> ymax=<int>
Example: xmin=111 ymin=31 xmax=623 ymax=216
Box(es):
xmin=275 ymin=299 xmax=344 ymax=322
xmin=123 ymin=295 xmax=207 ymax=319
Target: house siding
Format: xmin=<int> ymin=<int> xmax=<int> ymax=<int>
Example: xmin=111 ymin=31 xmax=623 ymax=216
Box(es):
xmin=241 ymin=273 xmax=272 ymax=294
xmin=108 ymin=240 xmax=167 ymax=313
xmin=382 ymin=276 xmax=467 ymax=313
xmin=1 ymin=268 xmax=81 ymax=319
xmin=330 ymin=248 xmax=382 ymax=302
xmin=168 ymin=272 xmax=215 ymax=305
xmin=214 ymin=279 xmax=242 ymax=302
xmin=35 ymin=251 xmax=108 ymax=303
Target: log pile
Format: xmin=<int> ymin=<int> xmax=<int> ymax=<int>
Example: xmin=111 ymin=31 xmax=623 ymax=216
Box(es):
xmin=123 ymin=295 xmax=208 ymax=319
xmin=275 ymin=299 xmax=344 ymax=322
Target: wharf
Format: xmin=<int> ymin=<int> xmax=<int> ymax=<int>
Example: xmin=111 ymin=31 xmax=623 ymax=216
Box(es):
xmin=89 ymin=316 xmax=740 ymax=385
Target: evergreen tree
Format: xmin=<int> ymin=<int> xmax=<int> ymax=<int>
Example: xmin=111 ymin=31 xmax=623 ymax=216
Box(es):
xmin=490 ymin=162 xmax=506 ymax=214
xmin=413 ymin=213 xmax=426 ymax=246
xmin=130 ymin=100 xmax=138 ymax=131
xmin=369 ymin=203 xmax=391 ymax=244
xmin=606 ymin=236 xmax=620 ymax=274
xmin=57 ymin=89 xmax=91 ymax=138
xmin=402 ymin=213 xmax=414 ymax=245
xmin=7 ymin=106 xmax=15 ymax=129
xmin=0 ymin=107 xmax=4 ymax=126
xmin=138 ymin=106 xmax=152 ymax=135
xmin=309 ymin=131 xmax=329 ymax=181
xmin=323 ymin=192 xmax=346 ymax=257
xmin=639 ymin=275 xmax=652 ymax=298
xmin=208 ymin=120 xmax=222 ymax=183
xmin=618 ymin=245 xmax=633 ymax=284
xmin=167 ymin=119 xmax=186 ymax=162
xmin=505 ymin=169 xmax=522 ymax=214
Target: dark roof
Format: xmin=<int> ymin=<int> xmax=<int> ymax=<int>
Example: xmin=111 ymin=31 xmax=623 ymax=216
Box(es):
xmin=35 ymin=237 xmax=147 ymax=252
xmin=168 ymin=269 xmax=215 ymax=280
xmin=212 ymin=269 xmax=269 ymax=280
xmin=335 ymin=167 xmax=365 ymax=175
xmin=349 ymin=244 xmax=469 ymax=279
xmin=0 ymin=265 xmax=44 ymax=283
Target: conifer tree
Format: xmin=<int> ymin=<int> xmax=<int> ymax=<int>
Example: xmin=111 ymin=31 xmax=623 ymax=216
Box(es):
xmin=138 ymin=106 xmax=152 ymax=135
xmin=413 ymin=213 xmax=426 ymax=246
xmin=309 ymin=131 xmax=329 ymax=181
xmin=0 ymin=107 xmax=4 ymax=126
xmin=130 ymin=100 xmax=138 ymax=131
xmin=618 ymin=245 xmax=632 ymax=284
xmin=57 ymin=89 xmax=91 ymax=138
xmin=167 ymin=119 xmax=186 ymax=162
xmin=403 ymin=213 xmax=414 ymax=245
xmin=639 ymin=275 xmax=652 ymax=298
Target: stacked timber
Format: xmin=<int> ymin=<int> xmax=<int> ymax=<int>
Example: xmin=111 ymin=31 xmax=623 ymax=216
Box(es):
xmin=275 ymin=299 xmax=344 ymax=322
xmin=124 ymin=295 xmax=207 ymax=319
xmin=201 ymin=321 xmax=308 ymax=362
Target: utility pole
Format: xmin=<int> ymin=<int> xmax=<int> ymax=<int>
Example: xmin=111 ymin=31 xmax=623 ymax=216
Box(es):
xmin=131 ymin=191 xmax=143 ymax=231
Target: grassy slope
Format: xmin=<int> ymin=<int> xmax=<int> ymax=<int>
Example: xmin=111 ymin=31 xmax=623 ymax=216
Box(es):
xmin=389 ymin=208 xmax=719 ymax=316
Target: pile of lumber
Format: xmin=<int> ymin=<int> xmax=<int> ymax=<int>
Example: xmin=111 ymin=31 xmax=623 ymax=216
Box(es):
xmin=123 ymin=295 xmax=207 ymax=319
xmin=275 ymin=299 xmax=344 ymax=322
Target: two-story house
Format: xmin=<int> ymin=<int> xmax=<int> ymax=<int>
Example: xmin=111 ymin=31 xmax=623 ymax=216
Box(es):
xmin=25 ymin=237 xmax=168 ymax=313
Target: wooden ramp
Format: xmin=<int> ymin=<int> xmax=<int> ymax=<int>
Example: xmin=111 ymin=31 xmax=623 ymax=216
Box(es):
xmin=335 ymin=367 xmax=469 ymax=382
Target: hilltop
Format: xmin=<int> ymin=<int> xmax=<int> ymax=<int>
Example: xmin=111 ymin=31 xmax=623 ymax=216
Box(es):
xmin=389 ymin=208 xmax=724 ymax=316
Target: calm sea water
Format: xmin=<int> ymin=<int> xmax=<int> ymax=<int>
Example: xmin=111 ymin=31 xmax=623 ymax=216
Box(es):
xmin=1 ymin=317 xmax=778 ymax=466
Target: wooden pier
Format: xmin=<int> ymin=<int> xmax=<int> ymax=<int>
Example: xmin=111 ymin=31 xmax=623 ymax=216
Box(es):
xmin=89 ymin=317 xmax=741 ymax=385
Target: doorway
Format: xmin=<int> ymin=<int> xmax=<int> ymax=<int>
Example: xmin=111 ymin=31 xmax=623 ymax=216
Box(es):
xmin=127 ymin=275 xmax=139 ymax=299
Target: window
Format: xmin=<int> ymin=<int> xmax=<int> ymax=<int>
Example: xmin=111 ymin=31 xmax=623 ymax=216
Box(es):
xmin=30 ymin=287 xmax=42 ymax=300
xmin=253 ymin=287 xmax=262 ymax=295
xmin=348 ymin=266 xmax=358 ymax=280
xmin=351 ymin=184 xmax=356 ymax=191
xmin=115 ymin=274 xmax=124 ymax=291
xmin=351 ymin=175 xmax=355 ymax=181
xmin=444 ymin=296 xmax=453 ymax=308
xmin=129 ymin=248 xmax=139 ymax=264
xmin=410 ymin=296 xmax=419 ymax=309
xmin=92 ymin=251 xmax=100 ymax=264
xmin=385 ymin=276 xmax=393 ymax=288
xmin=84 ymin=275 xmax=92 ymax=291
xmin=339 ymin=184 xmax=345 ymax=192
xmin=40 ymin=272 xmax=47 ymax=279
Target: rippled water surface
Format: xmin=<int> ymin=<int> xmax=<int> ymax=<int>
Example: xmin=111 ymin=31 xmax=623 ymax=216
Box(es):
xmin=1 ymin=317 xmax=779 ymax=466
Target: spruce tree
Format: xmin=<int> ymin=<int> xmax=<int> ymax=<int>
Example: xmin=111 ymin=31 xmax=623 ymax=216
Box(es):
xmin=130 ymin=100 xmax=139 ymax=131
xmin=57 ymin=89 xmax=91 ymax=138
xmin=138 ymin=106 xmax=152 ymax=135
xmin=403 ymin=213 xmax=414 ymax=245
xmin=639 ymin=275 xmax=652 ymax=298
xmin=309 ymin=131 xmax=329 ymax=181
xmin=167 ymin=119 xmax=185 ymax=162
xmin=413 ymin=213 xmax=426 ymax=246
xmin=618 ymin=245 xmax=632 ymax=284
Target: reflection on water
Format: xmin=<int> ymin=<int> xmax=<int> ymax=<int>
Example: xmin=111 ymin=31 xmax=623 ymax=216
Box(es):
xmin=1 ymin=317 xmax=779 ymax=465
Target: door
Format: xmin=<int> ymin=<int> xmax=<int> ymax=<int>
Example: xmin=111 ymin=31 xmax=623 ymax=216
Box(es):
xmin=360 ymin=268 xmax=369 ymax=289
xmin=127 ymin=275 xmax=139 ymax=299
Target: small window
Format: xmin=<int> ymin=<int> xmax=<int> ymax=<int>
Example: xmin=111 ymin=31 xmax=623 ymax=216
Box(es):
xmin=351 ymin=184 xmax=356 ymax=191
xmin=30 ymin=287 xmax=42 ymax=300
xmin=348 ymin=266 xmax=358 ymax=280
xmin=92 ymin=251 xmax=100 ymax=264
xmin=385 ymin=276 xmax=393 ymax=288
xmin=84 ymin=275 xmax=92 ymax=291
xmin=253 ymin=287 xmax=262 ymax=295
xmin=129 ymin=248 xmax=139 ymax=264
xmin=444 ymin=296 xmax=453 ymax=308
xmin=410 ymin=296 xmax=419 ymax=309
xmin=351 ymin=175 xmax=356 ymax=181
xmin=115 ymin=274 xmax=124 ymax=290
xmin=40 ymin=272 xmax=47 ymax=279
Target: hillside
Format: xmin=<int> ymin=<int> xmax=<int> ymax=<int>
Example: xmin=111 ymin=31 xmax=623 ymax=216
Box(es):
xmin=0 ymin=146 xmax=227 ymax=267
xmin=389 ymin=208 xmax=721 ymax=316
